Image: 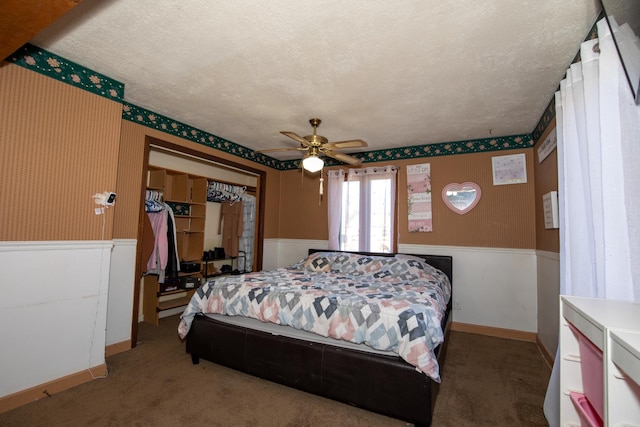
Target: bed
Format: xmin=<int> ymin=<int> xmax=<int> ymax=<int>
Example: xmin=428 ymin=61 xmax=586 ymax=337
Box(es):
xmin=178 ymin=249 xmax=453 ymax=427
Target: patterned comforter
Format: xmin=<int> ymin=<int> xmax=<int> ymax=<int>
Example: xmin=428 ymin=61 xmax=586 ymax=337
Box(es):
xmin=178 ymin=252 xmax=451 ymax=382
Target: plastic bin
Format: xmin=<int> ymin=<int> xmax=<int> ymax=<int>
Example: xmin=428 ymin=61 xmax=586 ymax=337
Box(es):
xmin=569 ymin=391 xmax=603 ymax=427
xmin=568 ymin=322 xmax=604 ymax=420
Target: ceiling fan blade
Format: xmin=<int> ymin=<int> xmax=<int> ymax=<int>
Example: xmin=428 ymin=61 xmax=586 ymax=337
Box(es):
xmin=325 ymin=139 xmax=368 ymax=149
xmin=257 ymin=147 xmax=308 ymax=153
xmin=324 ymin=150 xmax=362 ymax=165
xmin=280 ymin=131 xmax=311 ymax=147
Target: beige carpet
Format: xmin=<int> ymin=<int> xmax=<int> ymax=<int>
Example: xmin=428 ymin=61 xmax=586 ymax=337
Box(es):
xmin=0 ymin=316 xmax=550 ymax=426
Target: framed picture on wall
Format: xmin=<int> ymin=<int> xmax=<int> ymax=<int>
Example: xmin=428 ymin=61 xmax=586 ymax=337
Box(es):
xmin=492 ymin=153 xmax=527 ymax=185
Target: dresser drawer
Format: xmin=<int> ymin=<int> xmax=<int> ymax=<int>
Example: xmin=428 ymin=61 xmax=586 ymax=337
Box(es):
xmin=563 ymin=299 xmax=605 ymax=350
xmin=610 ymin=330 xmax=640 ymax=386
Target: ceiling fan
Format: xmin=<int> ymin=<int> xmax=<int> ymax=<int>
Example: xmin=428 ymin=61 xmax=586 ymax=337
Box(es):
xmin=258 ymin=118 xmax=368 ymax=172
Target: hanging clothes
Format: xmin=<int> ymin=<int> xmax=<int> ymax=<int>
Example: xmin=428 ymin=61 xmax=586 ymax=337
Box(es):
xmin=207 ymin=181 xmax=246 ymax=203
xmin=140 ymin=210 xmax=156 ymax=271
xmin=144 ymin=191 xmax=180 ymax=283
xmin=145 ymin=190 xmax=164 ymax=212
xmin=218 ymin=200 xmax=243 ymax=258
xmin=164 ymin=208 xmax=179 ymax=279
xmin=146 ymin=210 xmax=169 ymax=282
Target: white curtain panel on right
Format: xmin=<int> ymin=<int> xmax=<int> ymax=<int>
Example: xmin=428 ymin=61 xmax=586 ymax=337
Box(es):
xmin=544 ymin=16 xmax=640 ymax=427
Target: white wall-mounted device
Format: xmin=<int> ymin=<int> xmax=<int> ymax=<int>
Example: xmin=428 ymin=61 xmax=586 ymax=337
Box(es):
xmin=93 ymin=191 xmax=117 ymax=206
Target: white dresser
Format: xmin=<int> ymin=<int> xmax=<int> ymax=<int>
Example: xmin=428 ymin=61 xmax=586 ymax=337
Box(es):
xmin=560 ymin=295 xmax=640 ymax=426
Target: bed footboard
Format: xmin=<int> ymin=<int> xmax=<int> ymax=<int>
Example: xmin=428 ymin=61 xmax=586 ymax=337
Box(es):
xmin=186 ymin=314 xmax=451 ymax=426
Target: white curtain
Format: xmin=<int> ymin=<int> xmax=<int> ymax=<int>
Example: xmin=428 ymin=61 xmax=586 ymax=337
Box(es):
xmin=544 ymin=17 xmax=640 ymax=426
xmin=327 ymin=169 xmax=345 ymax=250
xmin=238 ymin=193 xmax=255 ymax=272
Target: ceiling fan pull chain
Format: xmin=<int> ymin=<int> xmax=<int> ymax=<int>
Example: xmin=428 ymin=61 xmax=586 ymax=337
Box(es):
xmin=319 ymin=169 xmax=324 ymax=205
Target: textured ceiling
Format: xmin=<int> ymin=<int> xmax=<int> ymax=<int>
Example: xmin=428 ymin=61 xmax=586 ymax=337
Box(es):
xmin=30 ymin=0 xmax=601 ymax=160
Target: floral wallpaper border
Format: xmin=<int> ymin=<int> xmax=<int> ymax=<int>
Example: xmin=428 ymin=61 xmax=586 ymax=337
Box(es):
xmin=531 ymin=13 xmax=601 ymax=143
xmin=7 ymin=43 xmax=534 ymax=171
xmin=122 ymin=102 xmax=284 ymax=169
xmin=280 ymin=134 xmax=533 ymax=170
xmin=7 ymin=43 xmax=124 ymax=103
xmin=125 ymin=100 xmax=533 ymax=171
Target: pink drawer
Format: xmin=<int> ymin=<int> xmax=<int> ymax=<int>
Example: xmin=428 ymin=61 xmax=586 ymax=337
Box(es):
xmin=568 ymin=322 xmax=604 ymax=420
xmin=569 ymin=391 xmax=602 ymax=427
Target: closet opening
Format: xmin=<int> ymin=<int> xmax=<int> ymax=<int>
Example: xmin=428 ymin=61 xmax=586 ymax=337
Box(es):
xmin=132 ymin=136 xmax=267 ymax=346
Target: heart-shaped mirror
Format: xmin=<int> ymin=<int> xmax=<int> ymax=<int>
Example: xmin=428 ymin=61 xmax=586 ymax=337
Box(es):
xmin=442 ymin=182 xmax=481 ymax=215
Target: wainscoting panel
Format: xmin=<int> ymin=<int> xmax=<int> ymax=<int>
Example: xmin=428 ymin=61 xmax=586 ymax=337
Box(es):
xmin=400 ymin=243 xmax=537 ymax=333
xmin=106 ymin=239 xmax=137 ymax=349
xmin=0 ymin=241 xmax=112 ymax=399
xmin=262 ymin=239 xmax=329 ymax=270
xmin=536 ymin=250 xmax=560 ymax=358
xmin=263 ymin=239 xmax=538 ymax=333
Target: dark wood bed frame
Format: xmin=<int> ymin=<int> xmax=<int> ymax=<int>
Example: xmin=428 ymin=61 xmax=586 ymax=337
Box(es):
xmin=186 ymin=250 xmax=453 ymax=427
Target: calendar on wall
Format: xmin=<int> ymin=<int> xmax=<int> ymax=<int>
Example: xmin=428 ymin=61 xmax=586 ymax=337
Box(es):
xmin=407 ymin=163 xmax=432 ymax=232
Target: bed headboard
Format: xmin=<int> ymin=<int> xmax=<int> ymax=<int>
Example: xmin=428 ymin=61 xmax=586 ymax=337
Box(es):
xmin=307 ymin=249 xmax=453 ymax=285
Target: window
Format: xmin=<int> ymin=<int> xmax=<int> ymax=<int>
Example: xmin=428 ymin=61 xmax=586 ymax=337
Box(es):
xmin=327 ymin=166 xmax=397 ymax=253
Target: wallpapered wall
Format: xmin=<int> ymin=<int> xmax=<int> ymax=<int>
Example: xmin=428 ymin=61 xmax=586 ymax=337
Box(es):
xmin=278 ymin=148 xmax=537 ymax=249
xmin=1 ymin=58 xmax=557 ymax=253
xmin=115 ymin=121 xmax=281 ymax=241
xmin=0 ymin=64 xmax=122 ymax=241
xmin=533 ymin=120 xmax=560 ymax=253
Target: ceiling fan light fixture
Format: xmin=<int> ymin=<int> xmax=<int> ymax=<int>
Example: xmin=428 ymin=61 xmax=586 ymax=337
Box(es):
xmin=302 ymin=155 xmax=324 ymax=173
xmin=261 ymin=118 xmax=367 ymax=169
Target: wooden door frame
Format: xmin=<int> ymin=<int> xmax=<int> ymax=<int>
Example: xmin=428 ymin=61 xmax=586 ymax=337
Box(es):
xmin=130 ymin=136 xmax=266 ymax=346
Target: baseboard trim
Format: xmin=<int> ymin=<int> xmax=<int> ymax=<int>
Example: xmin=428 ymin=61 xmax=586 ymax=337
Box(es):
xmin=451 ymin=322 xmax=537 ymax=342
xmin=106 ymin=340 xmax=131 ymax=357
xmin=0 ymin=364 xmax=107 ymax=414
xmin=536 ymin=336 xmax=555 ymax=369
